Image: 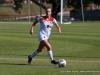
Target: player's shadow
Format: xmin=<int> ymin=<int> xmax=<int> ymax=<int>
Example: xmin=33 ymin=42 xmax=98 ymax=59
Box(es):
xmin=0 ymin=63 xmax=54 ymax=67
xmin=0 ymin=63 xmax=27 ymax=66
xmin=0 ymin=54 xmax=27 ymax=57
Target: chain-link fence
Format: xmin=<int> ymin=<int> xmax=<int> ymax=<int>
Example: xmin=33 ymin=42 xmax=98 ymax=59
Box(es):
xmin=0 ymin=0 xmax=40 ymax=22
xmin=0 ymin=0 xmax=69 ymax=23
xmin=0 ymin=0 xmax=71 ymax=23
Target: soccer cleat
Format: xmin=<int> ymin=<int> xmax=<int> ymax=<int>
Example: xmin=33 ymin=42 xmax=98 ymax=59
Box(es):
xmin=28 ymin=55 xmax=32 ymax=65
xmin=51 ymin=60 xmax=58 ymax=65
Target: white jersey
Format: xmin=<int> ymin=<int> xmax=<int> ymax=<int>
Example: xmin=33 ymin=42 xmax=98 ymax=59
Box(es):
xmin=37 ymin=16 xmax=57 ymax=41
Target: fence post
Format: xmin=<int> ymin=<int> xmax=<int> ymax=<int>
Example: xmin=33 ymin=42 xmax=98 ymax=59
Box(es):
xmin=28 ymin=0 xmax=30 ymax=23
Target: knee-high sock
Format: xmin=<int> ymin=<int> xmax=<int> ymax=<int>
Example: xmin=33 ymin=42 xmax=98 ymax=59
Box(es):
xmin=47 ymin=50 xmax=53 ymax=61
xmin=30 ymin=50 xmax=39 ymax=58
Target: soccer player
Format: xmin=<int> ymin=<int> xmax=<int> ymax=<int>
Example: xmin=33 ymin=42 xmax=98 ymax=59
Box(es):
xmin=28 ymin=7 xmax=61 ymax=65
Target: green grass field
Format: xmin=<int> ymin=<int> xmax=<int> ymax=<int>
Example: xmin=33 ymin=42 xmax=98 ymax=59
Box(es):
xmin=0 ymin=22 xmax=100 ymax=75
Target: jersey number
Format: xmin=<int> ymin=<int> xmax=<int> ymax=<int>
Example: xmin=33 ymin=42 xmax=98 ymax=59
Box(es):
xmin=47 ymin=25 xmax=51 ymax=28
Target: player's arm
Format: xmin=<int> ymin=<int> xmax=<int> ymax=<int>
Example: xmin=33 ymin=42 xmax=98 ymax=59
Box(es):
xmin=30 ymin=20 xmax=38 ymax=35
xmin=55 ymin=22 xmax=61 ymax=33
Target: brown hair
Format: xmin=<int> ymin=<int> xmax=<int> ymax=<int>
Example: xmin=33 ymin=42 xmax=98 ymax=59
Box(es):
xmin=46 ymin=7 xmax=52 ymax=10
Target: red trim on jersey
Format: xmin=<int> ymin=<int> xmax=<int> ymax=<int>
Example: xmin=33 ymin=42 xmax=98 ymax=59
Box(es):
xmin=42 ymin=16 xmax=54 ymax=21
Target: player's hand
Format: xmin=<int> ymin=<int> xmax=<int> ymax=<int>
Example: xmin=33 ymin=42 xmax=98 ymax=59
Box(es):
xmin=30 ymin=29 xmax=33 ymax=35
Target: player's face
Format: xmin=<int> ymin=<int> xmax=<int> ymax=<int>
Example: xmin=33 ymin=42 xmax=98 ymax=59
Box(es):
xmin=46 ymin=8 xmax=52 ymax=17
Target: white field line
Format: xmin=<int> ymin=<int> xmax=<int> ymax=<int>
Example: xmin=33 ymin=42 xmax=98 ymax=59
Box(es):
xmin=66 ymin=60 xmax=100 ymax=63
xmin=0 ymin=22 xmax=33 ymax=24
xmin=0 ymin=58 xmax=100 ymax=63
xmin=0 ymin=22 xmax=67 ymax=24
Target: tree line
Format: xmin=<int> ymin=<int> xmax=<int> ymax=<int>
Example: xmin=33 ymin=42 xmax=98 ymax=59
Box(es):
xmin=0 ymin=0 xmax=100 ymax=19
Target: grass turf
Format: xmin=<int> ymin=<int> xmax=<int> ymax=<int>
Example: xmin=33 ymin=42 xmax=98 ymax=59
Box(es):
xmin=0 ymin=21 xmax=100 ymax=75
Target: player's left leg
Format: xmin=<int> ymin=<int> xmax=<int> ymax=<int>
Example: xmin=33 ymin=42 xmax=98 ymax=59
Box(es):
xmin=42 ymin=40 xmax=58 ymax=65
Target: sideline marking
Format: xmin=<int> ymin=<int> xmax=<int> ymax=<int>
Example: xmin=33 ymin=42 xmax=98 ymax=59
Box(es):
xmin=0 ymin=58 xmax=100 ymax=62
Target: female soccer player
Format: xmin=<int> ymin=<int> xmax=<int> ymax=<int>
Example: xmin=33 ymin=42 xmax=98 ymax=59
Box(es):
xmin=28 ymin=7 xmax=61 ymax=65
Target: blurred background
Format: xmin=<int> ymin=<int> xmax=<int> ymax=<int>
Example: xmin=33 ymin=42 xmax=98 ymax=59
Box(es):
xmin=0 ymin=0 xmax=100 ymax=22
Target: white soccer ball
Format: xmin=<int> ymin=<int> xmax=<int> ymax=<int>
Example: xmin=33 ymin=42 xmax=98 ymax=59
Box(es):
xmin=58 ymin=59 xmax=66 ymax=67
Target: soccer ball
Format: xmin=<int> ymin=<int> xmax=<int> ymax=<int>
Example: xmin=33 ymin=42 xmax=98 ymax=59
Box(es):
xmin=58 ymin=59 xmax=66 ymax=67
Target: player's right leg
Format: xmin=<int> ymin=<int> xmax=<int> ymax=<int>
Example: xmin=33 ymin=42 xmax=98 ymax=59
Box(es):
xmin=28 ymin=41 xmax=45 ymax=64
